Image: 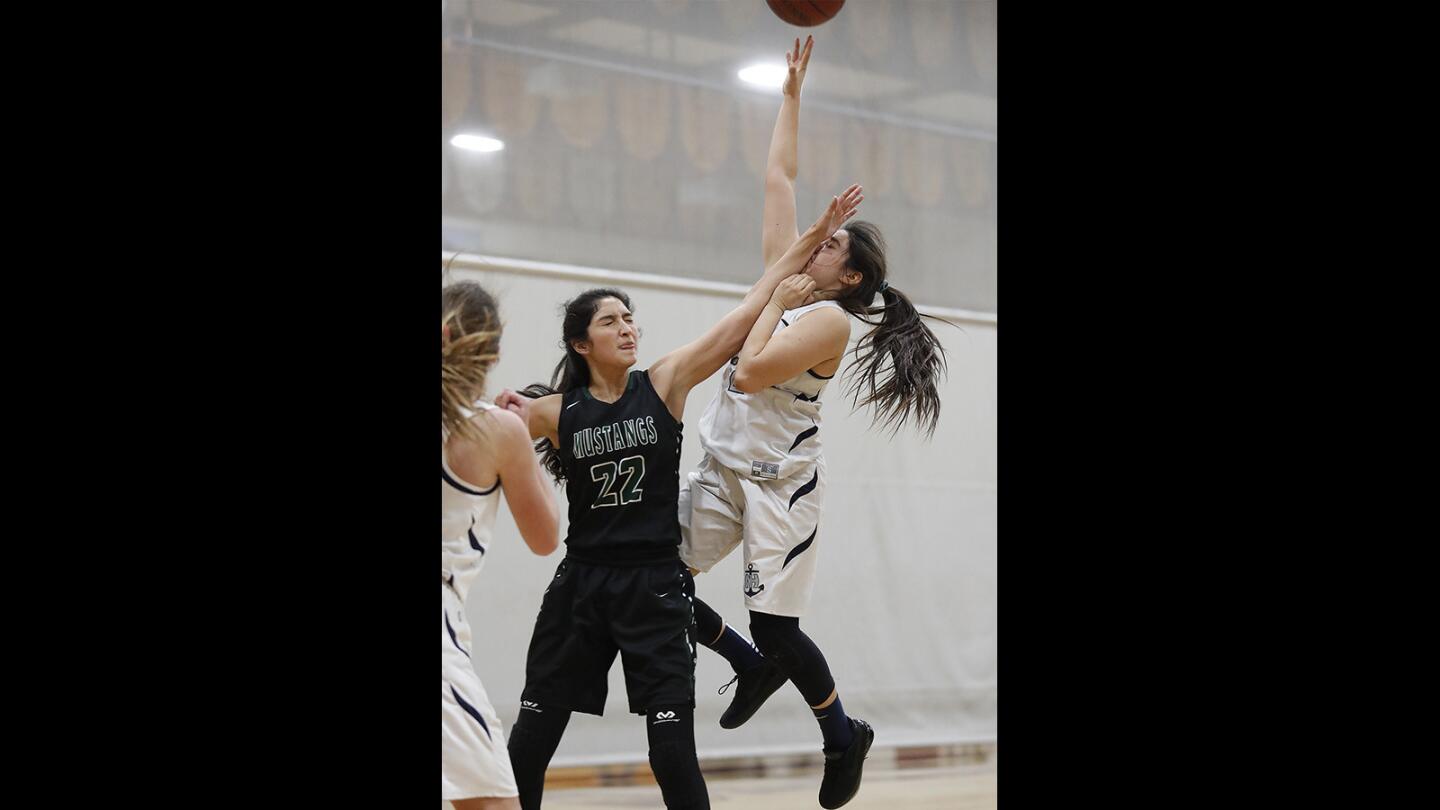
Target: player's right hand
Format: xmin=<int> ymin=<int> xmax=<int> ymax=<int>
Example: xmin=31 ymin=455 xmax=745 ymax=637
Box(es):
xmin=783 ymin=35 xmax=812 ymax=99
xmin=495 ymin=388 xmax=533 ymax=423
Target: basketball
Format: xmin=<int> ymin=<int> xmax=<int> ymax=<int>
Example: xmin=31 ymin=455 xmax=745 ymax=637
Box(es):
xmin=766 ymin=0 xmax=846 ymax=28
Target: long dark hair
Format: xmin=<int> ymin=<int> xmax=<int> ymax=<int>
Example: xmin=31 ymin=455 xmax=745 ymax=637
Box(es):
xmin=830 ymin=221 xmax=949 ymax=437
xmin=521 ymin=287 xmax=634 ymax=483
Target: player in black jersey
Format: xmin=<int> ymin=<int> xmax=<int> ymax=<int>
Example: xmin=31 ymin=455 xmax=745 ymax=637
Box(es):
xmin=493 ymin=187 xmax=863 ymax=810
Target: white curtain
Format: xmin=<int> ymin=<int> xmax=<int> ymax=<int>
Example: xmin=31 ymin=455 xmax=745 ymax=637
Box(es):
xmin=450 ymin=259 xmax=995 ymax=764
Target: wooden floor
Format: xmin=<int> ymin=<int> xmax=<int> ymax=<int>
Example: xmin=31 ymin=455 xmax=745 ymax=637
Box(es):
xmin=538 ymin=762 xmax=996 ymax=809
xmin=445 ymin=757 xmax=996 ymax=809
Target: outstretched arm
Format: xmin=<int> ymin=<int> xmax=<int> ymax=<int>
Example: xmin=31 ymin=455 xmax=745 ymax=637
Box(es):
xmin=761 ymin=35 xmax=812 ymax=269
xmin=650 ymin=184 xmax=861 ymax=415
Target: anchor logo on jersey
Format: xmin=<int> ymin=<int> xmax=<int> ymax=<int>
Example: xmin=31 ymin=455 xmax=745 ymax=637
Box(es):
xmin=743 ymin=563 xmax=765 ymax=597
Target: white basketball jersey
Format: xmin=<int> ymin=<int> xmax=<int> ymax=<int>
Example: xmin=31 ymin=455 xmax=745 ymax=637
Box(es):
xmin=442 ymin=401 xmax=502 ymax=603
xmin=699 ymin=300 xmax=848 ymax=481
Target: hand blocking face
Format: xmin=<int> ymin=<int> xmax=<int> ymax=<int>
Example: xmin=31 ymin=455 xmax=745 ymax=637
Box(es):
xmin=772 ymin=274 xmax=817 ymax=311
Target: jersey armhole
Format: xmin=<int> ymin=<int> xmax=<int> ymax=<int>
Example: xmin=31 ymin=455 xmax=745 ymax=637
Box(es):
xmin=791 ymin=303 xmax=848 ymax=380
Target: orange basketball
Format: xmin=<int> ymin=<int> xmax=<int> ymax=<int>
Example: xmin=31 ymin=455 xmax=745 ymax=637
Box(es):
xmin=766 ymin=0 xmax=845 ymax=28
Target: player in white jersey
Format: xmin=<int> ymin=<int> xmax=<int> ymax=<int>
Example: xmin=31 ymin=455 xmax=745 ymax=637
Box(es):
xmin=442 ymin=281 xmax=560 ymax=810
xmin=677 ymin=37 xmax=951 ymax=810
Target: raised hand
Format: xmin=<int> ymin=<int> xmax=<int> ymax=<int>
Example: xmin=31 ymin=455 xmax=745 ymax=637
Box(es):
xmin=783 ymin=35 xmax=813 ymax=99
xmin=819 ymin=183 xmax=863 ymax=241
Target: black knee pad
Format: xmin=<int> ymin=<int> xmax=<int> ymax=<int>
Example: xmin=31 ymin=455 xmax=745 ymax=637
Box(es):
xmin=645 ymin=706 xmax=709 ymax=810
xmin=748 ymin=610 xmax=835 ymax=706
xmin=508 ymin=703 xmax=571 ymax=760
xmin=508 ymin=705 xmax=571 ymax=810
xmin=747 ymin=611 xmax=799 ymax=663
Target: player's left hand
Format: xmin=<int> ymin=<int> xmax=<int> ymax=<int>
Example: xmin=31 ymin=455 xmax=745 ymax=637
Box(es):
xmin=771 ymin=274 xmax=816 ymax=311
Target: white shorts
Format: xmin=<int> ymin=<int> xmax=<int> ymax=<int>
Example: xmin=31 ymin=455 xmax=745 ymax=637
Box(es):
xmin=678 ymin=453 xmax=826 ymax=617
xmin=442 ymin=583 xmax=519 ymax=801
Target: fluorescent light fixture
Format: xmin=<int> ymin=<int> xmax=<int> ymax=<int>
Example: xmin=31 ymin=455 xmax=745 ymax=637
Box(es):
xmin=738 ymin=63 xmax=786 ymax=89
xmin=450 ymin=133 xmax=505 ymax=152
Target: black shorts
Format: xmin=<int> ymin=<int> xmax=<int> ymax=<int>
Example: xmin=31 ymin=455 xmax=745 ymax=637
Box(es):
xmin=520 ymin=555 xmax=697 ymax=716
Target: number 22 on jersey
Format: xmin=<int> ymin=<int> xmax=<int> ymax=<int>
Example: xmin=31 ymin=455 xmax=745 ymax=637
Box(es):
xmin=590 ymin=455 xmax=645 ymax=508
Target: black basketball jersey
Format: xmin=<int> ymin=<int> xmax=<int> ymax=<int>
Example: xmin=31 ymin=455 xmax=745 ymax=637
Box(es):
xmin=558 ymin=369 xmax=683 ymax=559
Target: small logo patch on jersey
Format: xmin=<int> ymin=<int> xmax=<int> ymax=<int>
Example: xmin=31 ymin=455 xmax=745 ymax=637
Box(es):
xmin=744 ymin=563 xmax=766 ymax=597
xmin=751 ymin=461 xmax=779 ymax=479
